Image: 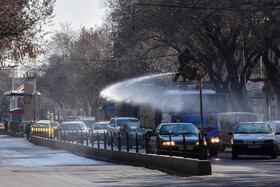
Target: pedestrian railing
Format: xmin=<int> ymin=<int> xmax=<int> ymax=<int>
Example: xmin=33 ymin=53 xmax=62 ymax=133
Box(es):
xmin=30 ymin=128 xmax=203 ymax=159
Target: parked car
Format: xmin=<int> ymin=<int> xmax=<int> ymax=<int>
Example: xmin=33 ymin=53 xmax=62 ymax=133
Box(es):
xmin=57 ymin=121 xmax=88 ymax=143
xmin=218 ymin=112 xmax=260 ymax=150
xmin=50 ymin=121 xmax=59 ymax=129
xmin=230 ymin=122 xmax=277 ymax=159
xmin=0 ymin=123 xmax=4 ymax=132
xmin=62 ymin=116 xmax=80 ymax=122
xmin=118 ymin=122 xmax=151 ymax=148
xmin=89 ymin=121 xmax=109 ymax=142
xmin=78 ymin=116 xmax=95 ymax=128
xmin=106 ymin=117 xmax=140 ymax=145
xmin=62 ymin=116 xmax=95 ymax=128
xmin=269 ymin=121 xmax=280 ymax=153
xmin=150 ymin=123 xmax=206 ymax=158
xmin=31 ymin=120 xmax=54 ymax=138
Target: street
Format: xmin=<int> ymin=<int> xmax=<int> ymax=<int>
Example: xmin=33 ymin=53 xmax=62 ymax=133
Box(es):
xmin=1 ymin=135 xmax=280 ymax=187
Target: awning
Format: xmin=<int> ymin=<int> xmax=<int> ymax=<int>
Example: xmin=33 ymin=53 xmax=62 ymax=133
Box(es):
xmin=4 ymin=91 xmax=41 ymax=96
xmin=9 ymin=108 xmax=24 ymax=114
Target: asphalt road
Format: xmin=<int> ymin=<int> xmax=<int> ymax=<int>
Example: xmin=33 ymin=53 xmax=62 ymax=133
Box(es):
xmin=1 ymin=135 xmax=280 ymax=187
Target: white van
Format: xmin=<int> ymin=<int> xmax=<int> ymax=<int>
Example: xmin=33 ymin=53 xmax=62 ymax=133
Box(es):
xmin=218 ymin=112 xmax=260 ymax=150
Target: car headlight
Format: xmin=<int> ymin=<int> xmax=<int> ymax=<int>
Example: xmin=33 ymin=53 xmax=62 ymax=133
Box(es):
xmin=163 ymin=141 xmax=175 ymax=146
xmin=196 ymin=141 xmax=207 ymax=146
xmin=211 ymin=137 xmax=220 ymax=143
xmin=264 ymin=140 xmax=274 ymax=144
xmin=233 ymin=140 xmax=244 ymax=144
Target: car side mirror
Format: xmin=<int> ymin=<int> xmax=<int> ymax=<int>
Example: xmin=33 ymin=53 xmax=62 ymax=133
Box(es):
xmin=275 ymin=132 xmax=280 ymax=135
xmin=228 ymin=132 xmax=233 ymax=135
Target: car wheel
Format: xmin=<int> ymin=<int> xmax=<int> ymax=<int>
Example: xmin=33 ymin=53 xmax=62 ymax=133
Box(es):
xmin=106 ymin=138 xmax=111 ymax=145
xmin=79 ymin=138 xmax=84 ymax=144
xmin=209 ymin=148 xmax=218 ymax=156
xmin=232 ymin=150 xmax=238 ymax=159
xmin=129 ymin=142 xmax=134 ymax=149
xmin=58 ymin=130 xmax=62 ymax=140
xmin=220 ymin=144 xmax=226 ymax=151
xmin=150 ymin=144 xmax=157 ymax=154
xmin=271 ymin=149 xmax=277 ymax=159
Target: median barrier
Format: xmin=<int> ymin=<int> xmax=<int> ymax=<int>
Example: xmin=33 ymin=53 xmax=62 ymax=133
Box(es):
xmin=30 ymin=137 xmax=211 ymax=175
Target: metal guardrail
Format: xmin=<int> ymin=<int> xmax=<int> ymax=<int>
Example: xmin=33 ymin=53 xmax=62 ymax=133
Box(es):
xmin=30 ymin=128 xmax=202 ymax=158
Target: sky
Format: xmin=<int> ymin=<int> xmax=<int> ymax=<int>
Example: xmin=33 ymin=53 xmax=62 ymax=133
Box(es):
xmin=50 ymin=0 xmax=106 ymax=31
xmin=15 ymin=0 xmax=106 ymax=77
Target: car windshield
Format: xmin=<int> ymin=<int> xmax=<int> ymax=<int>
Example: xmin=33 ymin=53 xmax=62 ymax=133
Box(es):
xmin=235 ymin=123 xmax=272 ymax=134
xmin=159 ymin=124 xmax=198 ymax=135
xmin=117 ymin=119 xmax=139 ymax=126
xmin=93 ymin=124 xmax=108 ymax=130
xmin=33 ymin=123 xmax=49 ymax=128
xmin=62 ymin=123 xmax=87 ymax=130
xmin=51 ymin=122 xmax=59 ymax=127
xmin=127 ymin=124 xmax=141 ymax=131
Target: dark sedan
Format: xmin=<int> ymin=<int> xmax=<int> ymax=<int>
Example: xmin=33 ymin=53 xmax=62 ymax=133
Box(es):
xmin=150 ymin=123 xmax=205 ymax=157
xmin=118 ymin=123 xmax=152 ymax=148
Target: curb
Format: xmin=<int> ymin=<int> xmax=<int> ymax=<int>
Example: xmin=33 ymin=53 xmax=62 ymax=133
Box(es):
xmin=30 ymin=137 xmax=211 ymax=175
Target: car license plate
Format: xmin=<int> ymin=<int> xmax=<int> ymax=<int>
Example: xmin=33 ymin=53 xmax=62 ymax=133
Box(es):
xmin=179 ymin=146 xmax=193 ymax=151
xmin=248 ymin=145 xmax=261 ymax=148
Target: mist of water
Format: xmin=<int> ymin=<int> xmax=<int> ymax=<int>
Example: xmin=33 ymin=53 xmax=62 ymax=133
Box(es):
xmin=100 ymin=73 xmax=175 ymax=107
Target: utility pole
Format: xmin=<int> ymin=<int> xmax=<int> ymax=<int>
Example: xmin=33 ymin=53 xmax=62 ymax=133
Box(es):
xmin=7 ymin=65 xmax=18 ymax=110
xmin=27 ymin=75 xmax=37 ymax=120
xmin=182 ymin=63 xmax=207 ymax=160
xmin=240 ymin=37 xmax=246 ymax=96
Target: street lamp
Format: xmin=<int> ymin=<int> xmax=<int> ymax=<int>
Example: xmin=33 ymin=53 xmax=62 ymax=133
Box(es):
xmin=182 ymin=63 xmax=207 ymax=160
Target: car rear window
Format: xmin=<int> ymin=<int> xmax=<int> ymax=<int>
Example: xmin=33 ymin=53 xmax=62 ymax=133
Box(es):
xmin=93 ymin=124 xmax=108 ymax=130
xmin=127 ymin=124 xmax=141 ymax=131
xmin=51 ymin=122 xmax=59 ymax=127
xmin=62 ymin=123 xmax=86 ymax=130
xmin=117 ymin=119 xmax=139 ymax=126
xmin=33 ymin=123 xmax=49 ymax=128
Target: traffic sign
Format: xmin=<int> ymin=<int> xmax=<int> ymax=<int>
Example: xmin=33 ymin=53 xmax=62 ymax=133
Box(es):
xmin=107 ymin=102 xmax=115 ymax=115
xmin=182 ymin=63 xmax=206 ymax=80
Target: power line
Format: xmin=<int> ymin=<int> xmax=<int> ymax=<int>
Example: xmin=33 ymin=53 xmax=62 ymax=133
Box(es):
xmin=134 ymin=2 xmax=280 ymax=12
xmin=57 ymin=53 xmax=179 ymax=63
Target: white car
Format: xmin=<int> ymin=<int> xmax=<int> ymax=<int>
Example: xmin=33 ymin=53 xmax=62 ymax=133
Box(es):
xmin=90 ymin=121 xmax=109 ymax=141
xmin=269 ymin=121 xmax=280 ymax=153
xmin=230 ymin=122 xmax=277 ymax=159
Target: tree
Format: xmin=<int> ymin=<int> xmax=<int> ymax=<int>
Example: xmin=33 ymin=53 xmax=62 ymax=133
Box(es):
xmin=35 ymin=25 xmax=116 ymax=118
xmin=0 ymin=0 xmax=55 ymax=67
xmin=104 ymin=0 xmax=280 ymax=112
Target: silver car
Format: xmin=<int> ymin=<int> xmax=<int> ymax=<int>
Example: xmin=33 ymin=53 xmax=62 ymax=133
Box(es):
xmin=58 ymin=121 xmax=88 ymax=143
xmin=231 ymin=122 xmax=277 ymax=159
xmin=90 ymin=121 xmax=109 ymax=142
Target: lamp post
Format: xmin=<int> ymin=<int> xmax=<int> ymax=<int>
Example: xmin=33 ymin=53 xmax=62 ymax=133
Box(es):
xmin=182 ymin=63 xmax=207 ymax=160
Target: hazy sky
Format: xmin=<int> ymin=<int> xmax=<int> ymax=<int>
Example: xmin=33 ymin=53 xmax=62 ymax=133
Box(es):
xmin=51 ymin=0 xmax=106 ymax=31
xmin=15 ymin=0 xmax=106 ymax=76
